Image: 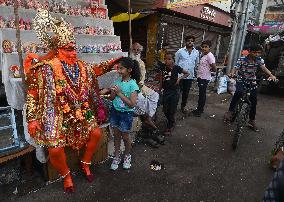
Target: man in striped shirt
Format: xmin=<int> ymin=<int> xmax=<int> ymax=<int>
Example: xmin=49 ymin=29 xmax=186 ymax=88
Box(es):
xmin=224 ymin=44 xmax=277 ymax=131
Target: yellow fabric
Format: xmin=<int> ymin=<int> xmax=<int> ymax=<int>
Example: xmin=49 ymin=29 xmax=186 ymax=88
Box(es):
xmin=111 ymin=13 xmax=144 ymax=22
xmin=157 ymin=49 xmax=167 ymax=63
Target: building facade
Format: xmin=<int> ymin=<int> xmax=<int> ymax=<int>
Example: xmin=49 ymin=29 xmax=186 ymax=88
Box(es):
xmin=152 ymin=2 xmax=232 ymax=67
xmin=108 ymin=0 xmax=232 ymax=67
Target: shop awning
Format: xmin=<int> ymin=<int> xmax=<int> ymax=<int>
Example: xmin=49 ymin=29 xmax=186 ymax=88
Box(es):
xmin=106 ymin=0 xmax=162 ymax=12
xmin=166 ymin=0 xmax=229 ymax=9
xmin=111 ymin=12 xmax=149 ymax=22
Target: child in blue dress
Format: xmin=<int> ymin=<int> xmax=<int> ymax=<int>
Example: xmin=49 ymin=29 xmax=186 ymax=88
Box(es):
xmin=108 ymin=57 xmax=140 ymax=170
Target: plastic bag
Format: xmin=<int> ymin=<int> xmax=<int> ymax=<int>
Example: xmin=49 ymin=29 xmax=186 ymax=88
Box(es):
xmin=228 ymin=78 xmax=236 ymax=95
xmin=217 ymin=76 xmax=228 ymax=94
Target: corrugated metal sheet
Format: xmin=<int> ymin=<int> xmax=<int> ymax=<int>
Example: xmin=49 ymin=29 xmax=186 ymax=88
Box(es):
xmin=166 ymin=23 xmax=183 ymax=53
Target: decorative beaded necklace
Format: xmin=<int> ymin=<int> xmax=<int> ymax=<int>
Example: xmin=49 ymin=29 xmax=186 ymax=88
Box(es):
xmin=61 ymin=61 xmax=80 ymax=85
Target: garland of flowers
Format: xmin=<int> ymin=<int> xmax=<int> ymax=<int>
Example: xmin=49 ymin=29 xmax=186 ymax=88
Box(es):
xmin=51 ymin=59 xmax=92 ymax=122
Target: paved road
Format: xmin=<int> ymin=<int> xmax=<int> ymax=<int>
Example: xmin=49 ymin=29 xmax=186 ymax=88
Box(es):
xmin=2 ymin=89 xmax=284 ymax=202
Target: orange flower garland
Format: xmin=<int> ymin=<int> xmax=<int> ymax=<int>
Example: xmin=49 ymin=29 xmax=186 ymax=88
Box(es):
xmin=63 ymin=104 xmax=71 ymax=113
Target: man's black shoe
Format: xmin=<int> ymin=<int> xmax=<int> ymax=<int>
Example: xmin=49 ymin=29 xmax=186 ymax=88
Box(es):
xmin=181 ymin=107 xmax=188 ymax=114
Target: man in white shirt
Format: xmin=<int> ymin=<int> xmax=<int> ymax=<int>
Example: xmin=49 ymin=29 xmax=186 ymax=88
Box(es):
xmin=175 ymin=35 xmax=199 ymax=113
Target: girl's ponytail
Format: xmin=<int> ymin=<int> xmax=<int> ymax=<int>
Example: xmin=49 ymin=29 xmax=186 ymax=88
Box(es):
xmin=131 ymin=59 xmax=141 ymax=83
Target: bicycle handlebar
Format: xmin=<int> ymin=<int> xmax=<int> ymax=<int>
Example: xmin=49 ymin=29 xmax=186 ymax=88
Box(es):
xmin=228 ymin=75 xmax=278 ymax=82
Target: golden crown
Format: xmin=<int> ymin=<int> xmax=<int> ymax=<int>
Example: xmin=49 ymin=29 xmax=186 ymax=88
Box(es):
xmin=33 ymin=9 xmax=75 ymax=49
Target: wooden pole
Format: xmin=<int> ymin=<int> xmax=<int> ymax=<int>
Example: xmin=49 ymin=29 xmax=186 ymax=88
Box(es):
xmin=13 ymin=0 xmax=26 ymax=95
xmin=128 ymin=0 xmax=132 ymax=54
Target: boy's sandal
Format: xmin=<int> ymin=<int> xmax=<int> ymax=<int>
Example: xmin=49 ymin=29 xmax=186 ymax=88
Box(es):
xmin=164 ymin=129 xmax=172 ymax=136
xmin=153 ymin=135 xmax=165 ymax=145
xmin=247 ymin=122 xmax=259 ymax=132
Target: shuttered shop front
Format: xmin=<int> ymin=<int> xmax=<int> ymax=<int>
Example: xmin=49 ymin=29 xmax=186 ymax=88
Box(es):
xmin=159 ymin=14 xmax=231 ymax=63
xmin=164 ymin=23 xmax=183 ymax=54
xmin=160 ymin=14 xmax=208 ymax=52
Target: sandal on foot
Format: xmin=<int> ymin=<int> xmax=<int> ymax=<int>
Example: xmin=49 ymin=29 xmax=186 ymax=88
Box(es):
xmin=153 ymin=135 xmax=165 ymax=145
xmin=247 ymin=120 xmax=259 ymax=132
xmin=164 ymin=129 xmax=172 ymax=136
xmin=144 ymin=138 xmax=159 ymax=148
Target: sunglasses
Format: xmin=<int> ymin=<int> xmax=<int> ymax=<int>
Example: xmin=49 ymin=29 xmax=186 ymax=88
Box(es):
xmin=201 ymin=46 xmax=209 ymax=48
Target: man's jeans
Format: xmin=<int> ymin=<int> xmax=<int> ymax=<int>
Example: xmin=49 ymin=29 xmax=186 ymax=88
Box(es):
xmin=197 ymin=78 xmax=209 ymax=112
xmin=179 ymin=79 xmax=193 ymax=109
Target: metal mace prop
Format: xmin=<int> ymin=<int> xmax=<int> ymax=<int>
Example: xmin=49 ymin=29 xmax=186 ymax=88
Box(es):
xmin=13 ymin=0 xmax=26 ymax=96
xmin=128 ymin=0 xmax=132 ymax=54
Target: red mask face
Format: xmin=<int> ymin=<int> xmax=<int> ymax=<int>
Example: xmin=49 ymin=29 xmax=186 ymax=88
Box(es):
xmin=57 ymin=43 xmax=77 ymax=65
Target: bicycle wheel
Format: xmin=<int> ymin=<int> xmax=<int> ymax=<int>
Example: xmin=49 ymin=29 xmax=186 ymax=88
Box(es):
xmin=232 ymin=102 xmax=250 ymax=150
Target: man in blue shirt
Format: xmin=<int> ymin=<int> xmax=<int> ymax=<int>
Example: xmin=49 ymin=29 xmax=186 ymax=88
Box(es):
xmin=175 ymin=35 xmax=199 ymax=114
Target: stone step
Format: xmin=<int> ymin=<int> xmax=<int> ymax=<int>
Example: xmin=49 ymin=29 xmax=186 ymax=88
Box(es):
xmin=1 ymin=52 xmax=127 ymax=69
xmin=79 ymin=52 xmax=128 ymax=63
xmin=0 ymin=4 xmax=114 ymax=30
xmin=75 ymin=35 xmax=121 ymax=46
xmin=0 ymin=28 xmax=118 ymax=44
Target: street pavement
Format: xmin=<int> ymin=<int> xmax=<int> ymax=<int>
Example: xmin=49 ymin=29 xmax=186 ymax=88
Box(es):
xmin=2 ymin=87 xmax=284 ymax=202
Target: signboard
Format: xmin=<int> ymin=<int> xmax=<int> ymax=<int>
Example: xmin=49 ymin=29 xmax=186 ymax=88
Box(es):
xmin=264 ymin=13 xmax=284 ymax=24
xmin=200 ymin=6 xmax=216 ymax=21
xmin=264 ymin=21 xmax=284 ymax=26
xmin=248 ymin=24 xmax=284 ymax=34
xmin=167 ymin=0 xmax=228 ymax=9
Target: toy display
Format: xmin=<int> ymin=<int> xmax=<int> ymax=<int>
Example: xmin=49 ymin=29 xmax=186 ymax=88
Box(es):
xmin=0 ymin=15 xmax=112 ymax=35
xmin=2 ymin=39 xmax=12 ymax=53
xmin=0 ymin=0 xmax=108 ymax=19
xmin=10 ymin=65 xmax=21 ymax=78
xmin=0 ymin=0 xmax=125 ymax=86
xmin=4 ymin=39 xmax=121 ymax=54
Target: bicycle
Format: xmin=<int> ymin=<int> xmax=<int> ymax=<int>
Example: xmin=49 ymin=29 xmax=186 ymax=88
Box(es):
xmin=230 ymin=77 xmax=264 ymax=150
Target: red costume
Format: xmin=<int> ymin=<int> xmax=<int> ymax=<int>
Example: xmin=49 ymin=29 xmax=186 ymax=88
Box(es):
xmin=25 ymin=9 xmax=120 ymax=192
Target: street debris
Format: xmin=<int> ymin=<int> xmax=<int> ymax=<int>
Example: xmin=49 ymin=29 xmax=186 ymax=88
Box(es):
xmin=13 ymin=187 xmax=18 ymax=195
xmin=221 ymin=98 xmax=227 ymax=103
xmin=150 ymin=160 xmax=164 ymax=171
xmin=210 ymin=114 xmax=216 ymax=118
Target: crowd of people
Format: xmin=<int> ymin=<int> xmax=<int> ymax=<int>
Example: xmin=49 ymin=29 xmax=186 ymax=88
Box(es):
xmin=101 ymin=37 xmax=277 ymax=166
xmin=23 ymin=9 xmax=283 ymax=198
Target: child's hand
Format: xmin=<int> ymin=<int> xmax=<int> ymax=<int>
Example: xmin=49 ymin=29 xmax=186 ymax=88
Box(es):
xmin=175 ymin=78 xmax=181 ymax=85
xmin=268 ymin=75 xmax=278 ymax=82
xmin=100 ymin=88 xmax=110 ymax=95
xmin=112 ymin=85 xmax=122 ymax=94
